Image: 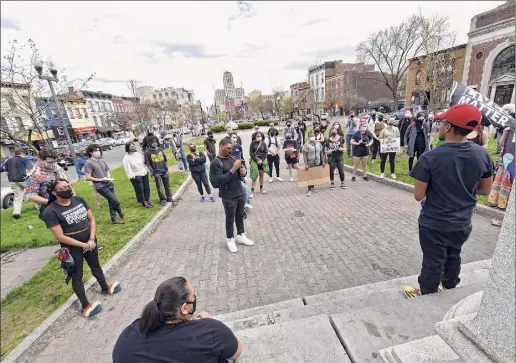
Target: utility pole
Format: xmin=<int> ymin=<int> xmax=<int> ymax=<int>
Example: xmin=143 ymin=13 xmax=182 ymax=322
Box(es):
xmin=34 ymin=60 xmax=78 ymax=166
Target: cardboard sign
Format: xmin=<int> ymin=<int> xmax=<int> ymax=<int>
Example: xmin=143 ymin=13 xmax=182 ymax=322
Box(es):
xmin=449 ymin=82 xmax=515 ymax=132
xmin=380 ymin=138 xmax=400 ymax=153
xmin=297 ymin=166 xmax=329 ymax=187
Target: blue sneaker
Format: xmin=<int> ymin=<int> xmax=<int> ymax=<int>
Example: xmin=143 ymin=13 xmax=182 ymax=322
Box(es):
xmin=201 ymin=196 xmax=205 ymax=202
xmin=209 ymin=197 xmax=215 ymax=203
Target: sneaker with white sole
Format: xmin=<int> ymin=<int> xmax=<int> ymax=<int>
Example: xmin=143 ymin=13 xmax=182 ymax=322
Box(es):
xmin=290 ymin=177 xmax=294 ymax=182
xmin=249 ymin=191 xmax=254 ymax=199
xmin=306 ymin=190 xmax=312 ymax=197
xmin=391 ymin=174 xmax=397 ymax=179
xmin=380 ymin=173 xmax=385 ymax=179
xmin=277 ymin=177 xmax=283 ymax=182
xmin=261 ymin=189 xmax=267 ymax=194
xmin=227 ymin=238 xmax=238 ymax=253
xmin=245 ymin=203 xmax=254 ymax=209
xmin=268 ymin=177 xmax=273 ymax=183
xmin=236 ymin=233 xmax=254 ymax=246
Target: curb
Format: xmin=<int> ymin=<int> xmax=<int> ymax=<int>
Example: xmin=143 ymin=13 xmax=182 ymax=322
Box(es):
xmin=4 ymin=174 xmax=193 ymax=363
xmin=342 ymin=165 xmax=506 ymax=220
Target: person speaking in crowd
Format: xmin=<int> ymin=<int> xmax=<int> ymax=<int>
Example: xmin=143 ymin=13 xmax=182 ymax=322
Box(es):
xmin=371 ymin=114 xmax=386 ymax=163
xmin=4 ymin=149 xmax=30 ymax=219
xmin=84 ymin=144 xmax=125 ymax=224
xmin=467 ymin=123 xmax=489 ymax=149
xmin=249 ymin=131 xmax=269 ymax=198
xmin=283 ymin=120 xmax=298 ymax=141
xmin=26 ymin=148 xmax=70 ymax=218
xmin=398 ymin=111 xmax=412 ymax=148
xmin=378 ymin=117 xmax=400 ymax=179
xmin=283 ymin=130 xmax=300 ymax=182
xmin=404 ymin=112 xmax=429 ymax=173
xmin=488 ymin=103 xmax=515 ymax=210
xmin=297 ymin=117 xmax=307 ymax=145
xmin=123 ymin=141 xmax=153 ymax=208
xmin=345 ymin=114 xmax=358 ymax=158
xmin=408 ymin=104 xmax=494 ymax=297
xmin=209 ymin=137 xmax=254 ymax=253
xmin=266 ymin=129 xmax=283 ymax=183
xmin=302 ymin=131 xmax=325 ymax=196
xmin=325 ymin=127 xmax=346 ymax=189
xmin=112 ymin=277 xmax=242 ymax=363
xmin=204 ymin=130 xmax=217 ymax=162
xmin=187 ymin=143 xmax=215 ymax=203
xmin=229 ymin=133 xmax=252 ymax=210
xmin=145 ymin=136 xmax=173 ymax=207
xmin=43 ymin=179 xmax=121 ymax=318
xmin=350 ymin=117 xmax=374 ymax=182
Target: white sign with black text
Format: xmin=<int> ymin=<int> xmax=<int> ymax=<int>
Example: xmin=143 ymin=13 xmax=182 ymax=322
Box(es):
xmin=380 ymin=138 xmax=400 ymax=153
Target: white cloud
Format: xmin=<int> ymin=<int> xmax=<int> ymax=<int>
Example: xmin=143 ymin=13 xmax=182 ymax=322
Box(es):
xmin=0 ymin=1 xmax=505 ymax=107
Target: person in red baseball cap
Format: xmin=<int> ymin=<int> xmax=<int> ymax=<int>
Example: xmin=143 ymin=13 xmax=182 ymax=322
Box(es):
xmin=407 ymin=103 xmax=495 ymax=297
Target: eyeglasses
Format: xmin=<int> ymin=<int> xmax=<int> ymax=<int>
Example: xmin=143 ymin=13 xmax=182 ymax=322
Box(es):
xmin=185 ymin=294 xmax=196 ymax=305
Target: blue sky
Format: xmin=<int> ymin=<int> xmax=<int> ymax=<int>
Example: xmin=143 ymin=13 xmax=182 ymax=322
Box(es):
xmin=0 ymin=1 xmax=505 ymax=106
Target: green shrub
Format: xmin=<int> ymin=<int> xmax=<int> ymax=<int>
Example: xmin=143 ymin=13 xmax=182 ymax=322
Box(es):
xmin=237 ymin=122 xmax=254 ymax=129
xmin=209 ymin=125 xmax=226 ymax=133
xmin=253 ymin=120 xmax=278 ymax=126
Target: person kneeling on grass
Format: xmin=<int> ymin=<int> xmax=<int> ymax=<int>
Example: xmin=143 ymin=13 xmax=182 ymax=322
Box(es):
xmin=42 ymin=179 xmax=121 ymax=318
xmin=112 ymin=277 xmax=242 ymax=363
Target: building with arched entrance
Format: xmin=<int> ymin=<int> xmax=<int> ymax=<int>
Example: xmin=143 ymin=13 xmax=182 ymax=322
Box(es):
xmin=463 ymin=0 xmax=515 ymax=105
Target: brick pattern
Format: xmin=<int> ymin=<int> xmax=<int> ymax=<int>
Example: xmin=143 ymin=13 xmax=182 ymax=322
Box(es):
xmin=466 ymin=37 xmax=509 ymax=87
xmin=31 ymin=169 xmax=500 ymax=363
xmin=475 ymin=5 xmax=515 ymax=29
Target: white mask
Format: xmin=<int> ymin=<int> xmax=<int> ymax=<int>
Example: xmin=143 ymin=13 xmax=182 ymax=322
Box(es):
xmin=309 ymin=136 xmax=315 ymax=142
xmin=92 ymin=151 xmax=101 ymax=158
xmin=256 ymin=137 xmax=262 ymax=142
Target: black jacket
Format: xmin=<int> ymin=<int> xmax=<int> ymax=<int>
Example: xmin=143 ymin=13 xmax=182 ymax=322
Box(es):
xmin=5 ymin=156 xmax=27 ymax=182
xmin=209 ymin=156 xmax=244 ymax=199
xmin=249 ymin=140 xmax=268 ymax=162
xmin=203 ymin=138 xmax=217 ymax=157
xmin=187 ymin=152 xmax=207 ymax=174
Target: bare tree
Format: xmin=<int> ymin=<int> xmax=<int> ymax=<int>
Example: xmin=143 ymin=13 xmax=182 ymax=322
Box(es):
xmin=1 ymin=39 xmax=94 ymax=152
xmin=356 ymin=15 xmax=431 ymax=110
xmin=127 ymin=79 xmax=153 ymax=133
xmin=281 ymin=96 xmax=293 ymax=119
xmin=413 ymin=10 xmax=457 ymax=111
xmin=247 ymin=96 xmax=262 ymax=119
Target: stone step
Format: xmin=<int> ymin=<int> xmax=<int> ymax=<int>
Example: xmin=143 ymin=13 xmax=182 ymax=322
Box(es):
xmin=330 ymin=281 xmax=487 ymax=363
xmin=234 ymin=314 xmax=352 ymax=363
xmin=221 ymin=268 xmax=490 ymax=333
xmin=303 ymin=259 xmax=492 ymax=304
xmin=215 ymin=298 xmax=304 ymax=323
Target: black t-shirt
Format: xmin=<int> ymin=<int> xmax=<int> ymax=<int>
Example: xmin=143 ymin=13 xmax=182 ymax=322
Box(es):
xmin=41 ymin=196 xmax=90 ymax=234
xmin=410 ymin=142 xmax=494 ymax=231
xmin=326 ymin=136 xmax=345 ymax=158
xmin=112 ymin=318 xmax=238 ymax=363
xmin=351 ymin=130 xmax=374 ymax=152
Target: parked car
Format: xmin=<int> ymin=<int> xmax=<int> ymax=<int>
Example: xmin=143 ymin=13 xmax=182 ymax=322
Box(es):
xmin=1 ymin=186 xmax=14 ymax=210
xmin=320 ymin=113 xmax=329 ymax=121
xmin=98 ymin=138 xmax=115 ymax=151
xmin=54 ymin=146 xmax=74 ymax=165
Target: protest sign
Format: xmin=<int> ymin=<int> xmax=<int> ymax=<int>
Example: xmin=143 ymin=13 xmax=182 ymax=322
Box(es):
xmin=449 ymin=82 xmax=515 ymax=132
xmin=297 ymin=166 xmax=329 ymax=187
xmin=380 ymin=138 xmax=400 ymax=153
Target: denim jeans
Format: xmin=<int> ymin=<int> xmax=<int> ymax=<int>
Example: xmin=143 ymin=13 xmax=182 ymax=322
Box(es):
xmin=345 ymin=134 xmax=353 ymax=157
xmin=175 ymin=149 xmax=188 ymax=170
xmin=154 ymin=174 xmax=172 ymax=202
xmin=96 ymin=183 xmax=123 ymax=221
xmin=241 ymin=181 xmax=249 ymax=203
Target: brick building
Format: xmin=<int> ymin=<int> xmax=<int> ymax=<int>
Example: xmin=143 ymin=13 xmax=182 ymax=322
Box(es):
xmin=290 ymin=82 xmax=311 ymax=116
xmin=405 ymin=44 xmax=467 ymax=110
xmin=463 ymin=0 xmax=515 ymax=105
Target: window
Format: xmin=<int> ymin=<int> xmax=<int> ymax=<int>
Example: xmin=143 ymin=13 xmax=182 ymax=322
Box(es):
xmin=488 ymin=86 xmax=493 ymax=99
xmin=159 ymin=93 xmax=163 ymax=99
xmin=415 ymin=70 xmax=422 ymax=85
xmin=5 ymin=95 xmax=16 ymax=109
xmin=476 ymin=52 xmax=484 ymax=60
xmin=15 ymin=116 xmax=24 ymax=131
xmin=165 ymin=92 xmax=169 ymax=97
xmin=67 ymin=107 xmax=75 ymax=119
xmin=153 ymin=94 xmax=157 ymax=99
xmin=490 ymin=45 xmax=515 ymax=81
xmin=107 ymin=103 xmax=112 ymax=111
xmin=75 ymin=108 xmax=82 ymax=119
xmin=93 ymin=115 xmax=98 ymax=125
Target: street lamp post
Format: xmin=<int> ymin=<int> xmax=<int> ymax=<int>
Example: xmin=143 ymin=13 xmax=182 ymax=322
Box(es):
xmin=34 ymin=60 xmax=78 ymax=166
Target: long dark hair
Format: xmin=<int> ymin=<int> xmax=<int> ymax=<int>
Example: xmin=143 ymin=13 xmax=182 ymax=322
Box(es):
xmin=139 ymin=277 xmax=190 ymax=336
xmin=125 ymin=142 xmax=135 ymax=153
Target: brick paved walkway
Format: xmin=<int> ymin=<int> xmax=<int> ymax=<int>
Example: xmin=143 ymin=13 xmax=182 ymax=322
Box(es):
xmin=33 ymin=166 xmax=500 ymax=363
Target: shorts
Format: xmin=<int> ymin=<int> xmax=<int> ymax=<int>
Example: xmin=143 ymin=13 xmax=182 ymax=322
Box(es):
xmin=286 ymin=157 xmax=299 ymax=165
xmin=353 ymin=147 xmax=369 ymax=158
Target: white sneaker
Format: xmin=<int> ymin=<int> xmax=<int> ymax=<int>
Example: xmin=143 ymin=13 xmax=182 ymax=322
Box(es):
xmin=268 ymin=177 xmax=273 ymax=183
xmin=261 ymin=189 xmax=267 ymax=194
xmin=236 ymin=233 xmax=254 ymax=246
xmin=391 ymin=174 xmax=397 ymax=179
xmin=249 ymin=191 xmax=254 ymax=199
xmin=227 ymin=238 xmax=238 ymax=253
xmin=306 ymin=191 xmax=312 ymax=197
xmin=277 ymin=177 xmax=283 ymax=182
xmin=380 ymin=173 xmax=385 ymax=179
xmin=245 ymin=203 xmax=254 ymax=209
xmin=290 ymin=177 xmax=294 ymax=182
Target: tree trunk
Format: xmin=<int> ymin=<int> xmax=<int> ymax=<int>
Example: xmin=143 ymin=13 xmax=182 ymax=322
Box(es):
xmin=392 ymin=93 xmax=399 ymax=111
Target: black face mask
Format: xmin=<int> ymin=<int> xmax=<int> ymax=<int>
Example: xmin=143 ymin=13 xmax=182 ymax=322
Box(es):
xmin=56 ymin=189 xmax=73 ymax=199
xmin=330 ymin=131 xmax=337 ymax=137
xmin=209 ymin=135 xmax=214 ymax=139
xmin=190 ymin=147 xmax=196 ymax=152
xmin=314 ymin=129 xmax=320 ymax=134
xmin=287 ymin=123 xmax=291 ymax=127
xmin=187 ymin=295 xmax=197 ymax=315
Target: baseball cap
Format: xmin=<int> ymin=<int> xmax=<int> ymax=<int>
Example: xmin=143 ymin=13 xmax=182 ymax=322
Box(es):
xmin=435 ymin=104 xmax=481 ymax=130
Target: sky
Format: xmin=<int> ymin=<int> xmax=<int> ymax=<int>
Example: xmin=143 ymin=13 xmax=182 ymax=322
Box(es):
xmin=0 ymin=1 xmax=506 ymax=107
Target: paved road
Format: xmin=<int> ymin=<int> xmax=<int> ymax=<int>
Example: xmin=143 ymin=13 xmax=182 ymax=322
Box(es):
xmin=31 ymin=129 xmax=501 ymax=363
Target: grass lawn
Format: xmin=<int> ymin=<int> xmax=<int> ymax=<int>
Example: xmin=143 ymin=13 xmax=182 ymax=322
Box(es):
xmin=306 ymin=126 xmax=499 ymax=206
xmin=0 ymin=162 xmax=189 ymax=358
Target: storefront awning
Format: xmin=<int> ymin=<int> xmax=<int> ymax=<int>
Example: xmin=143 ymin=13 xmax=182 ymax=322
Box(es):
xmin=73 ymin=127 xmax=97 ymax=135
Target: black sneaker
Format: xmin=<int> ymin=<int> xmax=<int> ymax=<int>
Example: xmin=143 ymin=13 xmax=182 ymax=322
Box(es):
xmin=351 ymin=177 xmax=356 ymax=182
xmin=363 ymin=176 xmax=369 ymax=181
xmin=160 ymin=201 xmax=167 ymax=206
xmin=13 ymin=214 xmax=20 ymax=219
xmin=330 ymin=183 xmax=335 ymax=190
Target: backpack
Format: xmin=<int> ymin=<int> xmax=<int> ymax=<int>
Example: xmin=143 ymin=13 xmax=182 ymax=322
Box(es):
xmin=268 ymin=135 xmax=278 ymax=147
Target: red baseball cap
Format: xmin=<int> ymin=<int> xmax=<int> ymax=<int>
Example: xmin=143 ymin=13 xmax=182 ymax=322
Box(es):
xmin=435 ymin=104 xmax=481 ymax=130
